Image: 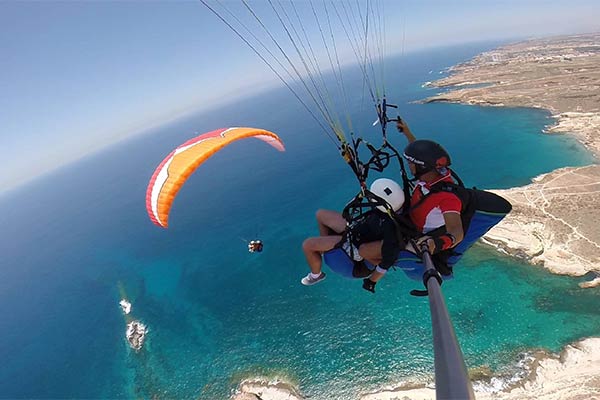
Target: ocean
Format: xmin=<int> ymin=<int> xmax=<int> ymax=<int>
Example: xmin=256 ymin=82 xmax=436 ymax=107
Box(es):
xmin=1 ymin=41 xmax=598 ymax=399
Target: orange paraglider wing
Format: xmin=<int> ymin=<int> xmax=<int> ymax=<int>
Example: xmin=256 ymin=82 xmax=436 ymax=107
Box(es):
xmin=145 ymin=127 xmax=285 ymax=228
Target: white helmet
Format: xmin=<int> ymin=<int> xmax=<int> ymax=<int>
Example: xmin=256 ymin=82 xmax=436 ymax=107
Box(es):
xmin=370 ymin=178 xmax=404 ymax=212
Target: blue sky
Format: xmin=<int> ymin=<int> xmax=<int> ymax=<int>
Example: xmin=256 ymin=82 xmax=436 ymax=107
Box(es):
xmin=1 ymin=0 xmax=599 ymax=192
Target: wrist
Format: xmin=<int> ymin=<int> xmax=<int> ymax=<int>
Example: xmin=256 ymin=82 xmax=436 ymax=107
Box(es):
xmin=431 ymin=233 xmax=456 ymax=253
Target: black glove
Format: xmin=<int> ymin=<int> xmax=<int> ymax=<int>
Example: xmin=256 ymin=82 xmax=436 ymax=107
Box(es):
xmin=396 ymin=117 xmax=404 ymax=132
xmin=362 ymin=278 xmax=377 ymax=293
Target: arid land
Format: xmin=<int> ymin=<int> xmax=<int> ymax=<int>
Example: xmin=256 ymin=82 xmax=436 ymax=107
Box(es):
xmin=425 ymin=33 xmax=600 ymax=282
xmin=425 ymin=33 xmax=600 ymax=158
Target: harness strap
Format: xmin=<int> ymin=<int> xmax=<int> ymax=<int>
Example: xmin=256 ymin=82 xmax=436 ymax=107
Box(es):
xmin=342 ymin=189 xmax=420 ymax=248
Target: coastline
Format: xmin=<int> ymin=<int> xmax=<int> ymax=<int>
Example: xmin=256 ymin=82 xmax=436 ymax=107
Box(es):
xmin=423 ymin=33 xmax=600 ymax=159
xmin=484 ymin=165 xmax=600 ymax=281
xmin=419 ymin=33 xmax=600 ymax=398
xmin=232 ymin=34 xmax=600 ymax=399
xmin=356 ymin=337 xmax=600 ymax=400
xmin=422 ymin=33 xmax=600 ymax=281
xmin=232 ymin=338 xmax=600 ymax=400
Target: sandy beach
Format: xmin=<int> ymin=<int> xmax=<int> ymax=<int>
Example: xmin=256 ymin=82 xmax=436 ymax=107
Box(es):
xmin=232 ymin=33 xmax=600 ymax=399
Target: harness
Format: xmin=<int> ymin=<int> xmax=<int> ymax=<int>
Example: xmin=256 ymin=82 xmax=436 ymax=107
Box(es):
xmin=407 ymin=176 xmax=475 ymax=274
xmin=410 ymin=177 xmax=476 ymax=233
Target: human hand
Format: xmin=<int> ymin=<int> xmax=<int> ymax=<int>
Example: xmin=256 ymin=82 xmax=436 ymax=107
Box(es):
xmin=396 ymin=118 xmax=406 ymax=132
xmin=397 ymin=117 xmax=413 ymax=133
xmin=396 ymin=118 xmax=416 ymax=143
xmin=362 ymin=278 xmax=377 ymax=293
xmin=416 ymin=236 xmax=436 ymax=254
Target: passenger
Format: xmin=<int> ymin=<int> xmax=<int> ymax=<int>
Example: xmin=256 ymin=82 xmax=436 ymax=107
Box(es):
xmin=300 ymin=178 xmax=405 ymax=286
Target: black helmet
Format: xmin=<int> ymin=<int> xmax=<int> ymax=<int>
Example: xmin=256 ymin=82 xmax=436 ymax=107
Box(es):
xmin=403 ymin=140 xmax=451 ymax=177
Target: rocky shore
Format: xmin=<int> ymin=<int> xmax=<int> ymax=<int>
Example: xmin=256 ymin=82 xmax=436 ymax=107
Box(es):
xmin=422 ymin=33 xmax=600 ymax=282
xmin=232 ymin=338 xmax=600 ymax=400
xmin=485 ymin=165 xmax=600 ymax=283
xmin=232 ymin=379 xmax=304 ymax=400
xmin=357 ymin=337 xmax=600 ymax=400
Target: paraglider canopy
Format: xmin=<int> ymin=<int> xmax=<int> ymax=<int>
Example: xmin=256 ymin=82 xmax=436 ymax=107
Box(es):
xmin=146 ymin=127 xmax=285 ymax=228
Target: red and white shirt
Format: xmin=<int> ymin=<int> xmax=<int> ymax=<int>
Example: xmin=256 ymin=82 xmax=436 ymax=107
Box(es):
xmin=409 ymin=175 xmax=462 ymax=234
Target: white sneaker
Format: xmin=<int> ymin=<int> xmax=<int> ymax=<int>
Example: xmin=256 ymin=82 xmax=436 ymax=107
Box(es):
xmin=301 ymin=272 xmax=326 ymax=286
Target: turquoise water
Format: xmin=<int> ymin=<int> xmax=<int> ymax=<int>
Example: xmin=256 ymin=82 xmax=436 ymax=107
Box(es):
xmin=0 ymin=42 xmax=599 ymax=399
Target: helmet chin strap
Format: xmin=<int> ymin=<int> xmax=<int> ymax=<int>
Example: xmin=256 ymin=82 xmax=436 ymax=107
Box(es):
xmin=414 ymin=165 xmax=432 ymax=179
xmin=415 ymin=167 xmax=451 ymax=183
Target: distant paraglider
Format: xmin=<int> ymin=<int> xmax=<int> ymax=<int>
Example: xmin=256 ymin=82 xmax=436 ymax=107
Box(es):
xmin=248 ymin=240 xmax=263 ymax=253
xmin=146 ymin=127 xmax=285 ymax=228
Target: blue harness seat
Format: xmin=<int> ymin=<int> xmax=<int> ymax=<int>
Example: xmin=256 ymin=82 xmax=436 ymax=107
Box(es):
xmin=323 ymin=207 xmax=508 ymax=281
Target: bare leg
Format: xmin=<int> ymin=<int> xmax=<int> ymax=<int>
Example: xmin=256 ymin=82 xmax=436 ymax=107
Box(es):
xmin=358 ymin=240 xmax=383 ymax=265
xmin=302 ymin=235 xmax=343 ymax=274
xmin=358 ymin=241 xmax=385 ymax=282
xmin=359 ymin=241 xmax=416 ymax=282
xmin=316 ymin=209 xmax=347 ymax=236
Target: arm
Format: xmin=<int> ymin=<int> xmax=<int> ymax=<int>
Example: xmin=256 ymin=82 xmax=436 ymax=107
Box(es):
xmin=418 ymin=212 xmax=464 ymax=254
xmin=440 ymin=211 xmax=464 ymax=246
xmin=397 ymin=118 xmax=416 ymax=143
xmin=380 ymin=220 xmax=402 ymax=269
